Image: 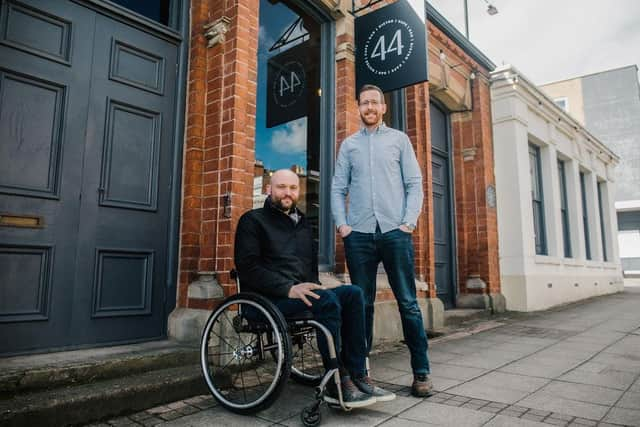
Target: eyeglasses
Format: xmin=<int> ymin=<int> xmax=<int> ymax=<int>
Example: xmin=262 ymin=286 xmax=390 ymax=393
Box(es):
xmin=358 ymin=100 xmax=383 ymax=107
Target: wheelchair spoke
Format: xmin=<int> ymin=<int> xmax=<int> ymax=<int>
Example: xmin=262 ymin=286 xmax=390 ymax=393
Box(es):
xmin=238 ymin=359 xmax=248 ymax=404
xmin=222 ymin=310 xmax=249 ymax=348
xmin=201 ymin=296 xmax=290 ymax=411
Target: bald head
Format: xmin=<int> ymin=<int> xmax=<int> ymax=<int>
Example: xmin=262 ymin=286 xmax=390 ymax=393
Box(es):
xmin=270 ymin=169 xmax=299 ymax=186
xmin=268 ymin=169 xmax=300 ymax=213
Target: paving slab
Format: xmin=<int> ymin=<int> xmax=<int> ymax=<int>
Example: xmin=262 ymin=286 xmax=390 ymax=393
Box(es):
xmin=591 ymin=353 xmax=640 ymax=374
xmin=517 ymin=391 xmax=610 ymax=420
xmin=604 ymin=335 xmax=640 ymax=357
xmin=378 ymin=417 xmax=436 ymax=427
xmin=536 ymin=380 xmax=624 ymax=406
xmin=459 ymin=371 xmax=550 ymax=393
xmin=498 ymin=360 xmax=576 ymax=379
xmin=446 ymin=381 xmax=530 ymax=404
xmin=397 ymin=401 xmax=494 ymax=426
xmin=161 ymin=409 xmax=271 ymax=427
xmin=601 ymin=406 xmax=640 ymax=426
xmin=426 ymin=363 xmax=488 ymax=381
xmin=616 ymin=390 xmax=640 ymax=410
xmin=558 ymin=368 xmax=637 ymax=390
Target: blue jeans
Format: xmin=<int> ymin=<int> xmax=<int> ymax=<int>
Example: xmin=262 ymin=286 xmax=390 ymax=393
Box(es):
xmin=344 ymin=227 xmax=430 ymax=375
xmin=269 ymin=285 xmax=367 ymax=377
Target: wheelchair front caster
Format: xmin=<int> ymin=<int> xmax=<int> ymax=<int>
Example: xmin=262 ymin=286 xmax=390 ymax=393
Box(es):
xmin=301 ymin=405 xmax=321 ymax=427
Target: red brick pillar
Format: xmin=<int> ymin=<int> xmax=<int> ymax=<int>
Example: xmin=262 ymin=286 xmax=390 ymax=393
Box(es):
xmin=334 ymin=28 xmax=361 ymax=276
xmin=405 ymin=82 xmax=436 ymax=300
xmin=452 ymin=73 xmax=502 ymax=306
xmin=175 ymin=0 xmax=258 ymax=315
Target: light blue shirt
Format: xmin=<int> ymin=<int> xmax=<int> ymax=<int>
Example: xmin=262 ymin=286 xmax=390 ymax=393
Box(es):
xmin=331 ymin=124 xmax=424 ymax=234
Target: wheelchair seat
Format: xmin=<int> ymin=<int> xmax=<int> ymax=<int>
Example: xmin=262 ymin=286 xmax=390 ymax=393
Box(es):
xmin=286 ymin=310 xmax=314 ymax=321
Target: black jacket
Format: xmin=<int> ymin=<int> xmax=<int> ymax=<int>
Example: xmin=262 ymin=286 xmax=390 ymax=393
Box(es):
xmin=234 ymin=198 xmax=319 ymax=298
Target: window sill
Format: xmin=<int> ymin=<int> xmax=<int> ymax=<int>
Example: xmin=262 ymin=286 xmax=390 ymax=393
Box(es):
xmin=535 ymin=255 xmax=562 ymax=265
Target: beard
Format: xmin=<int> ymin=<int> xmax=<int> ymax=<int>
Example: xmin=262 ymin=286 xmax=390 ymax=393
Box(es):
xmin=361 ymin=110 xmax=382 ymax=126
xmin=271 ymin=195 xmax=297 ymax=212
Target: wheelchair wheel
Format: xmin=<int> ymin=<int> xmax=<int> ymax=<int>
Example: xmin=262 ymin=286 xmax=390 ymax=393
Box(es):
xmin=290 ymin=325 xmax=324 ymax=386
xmin=200 ymin=292 xmax=291 ymax=414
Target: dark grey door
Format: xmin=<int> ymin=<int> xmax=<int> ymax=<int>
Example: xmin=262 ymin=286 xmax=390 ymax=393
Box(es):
xmin=430 ymin=103 xmax=455 ymax=309
xmin=0 ymin=0 xmax=177 ymax=354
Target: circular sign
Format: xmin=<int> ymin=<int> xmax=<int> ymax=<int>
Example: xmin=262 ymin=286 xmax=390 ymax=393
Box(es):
xmin=363 ymin=18 xmax=415 ymax=76
xmin=271 ymin=60 xmax=305 ymax=108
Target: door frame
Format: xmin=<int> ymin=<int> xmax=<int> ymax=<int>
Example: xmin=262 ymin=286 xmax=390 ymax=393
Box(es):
xmin=429 ymin=99 xmax=458 ymax=308
xmin=71 ymin=0 xmax=189 ymax=325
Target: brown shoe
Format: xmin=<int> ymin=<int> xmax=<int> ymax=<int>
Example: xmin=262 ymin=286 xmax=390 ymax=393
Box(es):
xmin=411 ymin=374 xmax=434 ymax=397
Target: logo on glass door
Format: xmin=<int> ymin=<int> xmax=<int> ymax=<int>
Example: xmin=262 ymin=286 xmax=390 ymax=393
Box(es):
xmin=272 ymin=60 xmax=306 ymax=108
xmin=363 ymin=19 xmax=415 ymax=76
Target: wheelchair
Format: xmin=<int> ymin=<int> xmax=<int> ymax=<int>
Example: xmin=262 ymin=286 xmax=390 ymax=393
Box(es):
xmin=200 ymin=270 xmax=352 ymax=426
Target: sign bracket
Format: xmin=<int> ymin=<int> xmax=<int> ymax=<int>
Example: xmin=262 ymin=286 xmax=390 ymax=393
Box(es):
xmin=351 ymin=0 xmax=386 ymax=16
xmin=269 ymin=17 xmax=309 ymax=52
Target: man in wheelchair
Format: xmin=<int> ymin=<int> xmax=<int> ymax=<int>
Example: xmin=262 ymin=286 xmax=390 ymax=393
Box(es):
xmin=235 ymin=169 xmax=396 ymax=408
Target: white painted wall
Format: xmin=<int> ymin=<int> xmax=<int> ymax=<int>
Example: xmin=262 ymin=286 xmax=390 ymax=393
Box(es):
xmin=491 ymin=66 xmax=624 ymax=311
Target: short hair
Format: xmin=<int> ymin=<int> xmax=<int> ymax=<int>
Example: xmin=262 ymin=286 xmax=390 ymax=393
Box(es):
xmin=357 ymin=84 xmax=385 ymax=103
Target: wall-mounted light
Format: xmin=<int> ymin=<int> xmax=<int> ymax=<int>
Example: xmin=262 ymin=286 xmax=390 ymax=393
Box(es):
xmin=439 ymin=49 xmax=446 ymax=62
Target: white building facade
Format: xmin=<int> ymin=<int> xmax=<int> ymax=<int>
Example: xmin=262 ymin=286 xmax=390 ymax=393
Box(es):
xmin=490 ymin=65 xmax=624 ymax=312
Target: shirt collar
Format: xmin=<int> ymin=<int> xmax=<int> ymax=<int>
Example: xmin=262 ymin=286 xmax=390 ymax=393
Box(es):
xmin=360 ymin=122 xmax=387 ymax=135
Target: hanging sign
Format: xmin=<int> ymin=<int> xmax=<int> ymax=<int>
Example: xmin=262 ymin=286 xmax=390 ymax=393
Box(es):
xmin=266 ymin=41 xmax=309 ymax=128
xmin=355 ymin=0 xmax=428 ymax=95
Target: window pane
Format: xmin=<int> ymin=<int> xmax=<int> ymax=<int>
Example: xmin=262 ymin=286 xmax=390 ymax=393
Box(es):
xmin=255 ymin=0 xmax=321 ymax=243
xmin=109 ymin=0 xmax=171 ymax=25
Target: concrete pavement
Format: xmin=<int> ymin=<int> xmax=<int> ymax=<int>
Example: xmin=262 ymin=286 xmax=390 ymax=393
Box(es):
xmin=90 ymin=285 xmax=640 ymax=427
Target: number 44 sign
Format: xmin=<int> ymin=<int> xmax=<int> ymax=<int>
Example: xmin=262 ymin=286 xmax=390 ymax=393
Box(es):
xmin=355 ymin=0 xmax=428 ymax=95
xmin=266 ymin=41 xmax=310 ymax=128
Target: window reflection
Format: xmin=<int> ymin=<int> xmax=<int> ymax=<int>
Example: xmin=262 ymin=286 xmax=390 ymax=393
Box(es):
xmin=255 ymin=0 xmax=321 ymax=241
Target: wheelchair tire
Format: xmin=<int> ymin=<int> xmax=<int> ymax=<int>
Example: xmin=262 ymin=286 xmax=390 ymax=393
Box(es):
xmin=200 ymin=292 xmax=292 ymax=414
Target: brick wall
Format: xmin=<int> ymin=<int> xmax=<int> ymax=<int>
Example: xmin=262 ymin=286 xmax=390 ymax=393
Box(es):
xmin=176 ymin=0 xmax=500 ymax=310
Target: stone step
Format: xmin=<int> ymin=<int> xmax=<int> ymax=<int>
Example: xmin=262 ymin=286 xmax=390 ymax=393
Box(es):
xmin=0 ymin=364 xmax=207 ymax=427
xmin=0 ymin=341 xmax=200 ymax=397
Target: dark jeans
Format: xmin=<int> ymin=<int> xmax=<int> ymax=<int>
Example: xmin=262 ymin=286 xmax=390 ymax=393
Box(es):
xmin=344 ymin=227 xmax=430 ymax=375
xmin=269 ymin=285 xmax=367 ymax=377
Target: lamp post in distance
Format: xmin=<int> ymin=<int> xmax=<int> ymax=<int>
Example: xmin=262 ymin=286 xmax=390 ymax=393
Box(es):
xmin=463 ymin=0 xmax=498 ymax=39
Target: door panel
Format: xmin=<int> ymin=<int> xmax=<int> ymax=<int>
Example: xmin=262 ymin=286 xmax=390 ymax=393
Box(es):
xmin=0 ymin=0 xmax=178 ymax=353
xmin=430 ymin=103 xmax=455 ymax=309
xmin=0 ymin=0 xmax=94 ymax=353
xmin=70 ymin=14 xmax=176 ymax=345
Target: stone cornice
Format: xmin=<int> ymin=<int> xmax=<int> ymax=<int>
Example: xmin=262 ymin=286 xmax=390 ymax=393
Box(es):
xmin=491 ymin=65 xmax=620 ymax=165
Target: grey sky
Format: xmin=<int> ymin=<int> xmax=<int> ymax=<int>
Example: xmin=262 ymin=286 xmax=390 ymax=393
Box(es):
xmin=427 ymin=0 xmax=640 ymax=84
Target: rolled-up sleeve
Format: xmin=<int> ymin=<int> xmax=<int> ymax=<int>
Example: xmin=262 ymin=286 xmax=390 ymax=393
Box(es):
xmin=400 ymin=135 xmax=423 ymax=226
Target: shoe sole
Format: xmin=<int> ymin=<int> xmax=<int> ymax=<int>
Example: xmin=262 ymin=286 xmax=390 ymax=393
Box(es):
xmin=323 ymin=395 xmax=377 ymax=408
xmin=374 ymin=392 xmax=396 ymax=402
xmin=411 ymin=390 xmax=434 ymax=398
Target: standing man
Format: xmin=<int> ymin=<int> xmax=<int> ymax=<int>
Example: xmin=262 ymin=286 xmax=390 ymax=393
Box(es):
xmin=331 ymin=84 xmax=433 ymax=397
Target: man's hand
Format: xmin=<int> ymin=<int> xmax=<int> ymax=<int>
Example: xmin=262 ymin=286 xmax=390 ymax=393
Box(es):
xmin=338 ymin=224 xmax=352 ymax=238
xmin=288 ymin=282 xmax=322 ymax=307
xmin=399 ymin=224 xmax=413 ymax=234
